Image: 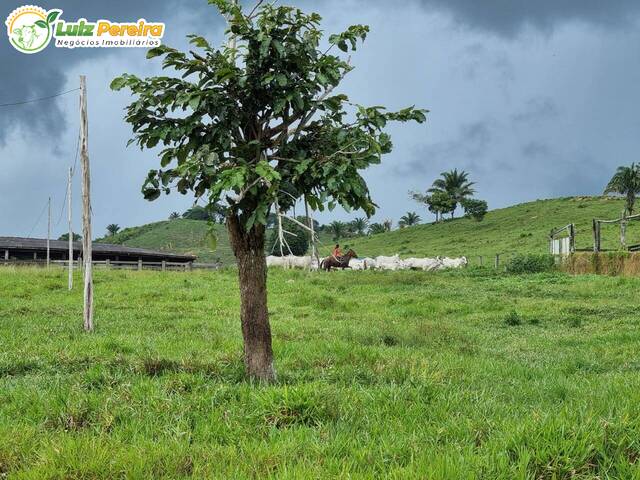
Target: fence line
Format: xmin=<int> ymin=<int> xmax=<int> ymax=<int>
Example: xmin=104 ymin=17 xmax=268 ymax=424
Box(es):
xmin=0 ymin=259 xmax=221 ymax=271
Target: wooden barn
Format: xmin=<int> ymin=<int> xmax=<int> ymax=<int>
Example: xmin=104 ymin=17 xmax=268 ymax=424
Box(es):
xmin=0 ymin=236 xmax=196 ymax=264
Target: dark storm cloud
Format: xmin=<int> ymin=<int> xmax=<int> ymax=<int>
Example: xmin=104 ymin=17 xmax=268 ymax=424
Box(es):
xmin=412 ymin=0 xmax=640 ymax=36
xmin=0 ymin=0 xmax=216 ymax=143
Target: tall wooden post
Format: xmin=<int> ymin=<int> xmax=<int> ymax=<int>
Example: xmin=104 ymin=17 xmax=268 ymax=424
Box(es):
xmin=68 ymin=166 xmax=73 ymax=290
xmin=80 ymin=75 xmax=94 ymax=331
xmin=304 ymin=197 xmax=318 ymax=269
xmin=47 ymin=196 xmax=51 ymax=268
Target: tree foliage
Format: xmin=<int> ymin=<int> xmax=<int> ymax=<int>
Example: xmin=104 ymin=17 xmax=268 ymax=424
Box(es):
xmin=106 ymin=224 xmax=120 ymax=236
xmin=603 ymin=163 xmax=640 ymax=216
xmin=111 ymin=1 xmax=427 ymax=231
xmin=428 ymin=169 xmax=475 ymax=217
xmin=399 ymin=211 xmax=420 ymax=227
xmin=461 ymin=198 xmax=488 ymax=221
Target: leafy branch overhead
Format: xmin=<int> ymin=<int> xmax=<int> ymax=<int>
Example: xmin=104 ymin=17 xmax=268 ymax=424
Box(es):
xmin=111 ymin=0 xmax=427 ymax=231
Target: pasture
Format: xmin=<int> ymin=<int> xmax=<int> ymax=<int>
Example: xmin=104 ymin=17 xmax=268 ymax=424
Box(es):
xmin=1 ymin=267 xmax=640 ymax=478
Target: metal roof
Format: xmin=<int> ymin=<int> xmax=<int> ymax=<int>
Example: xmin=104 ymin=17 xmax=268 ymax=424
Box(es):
xmin=0 ymin=236 xmax=196 ymax=261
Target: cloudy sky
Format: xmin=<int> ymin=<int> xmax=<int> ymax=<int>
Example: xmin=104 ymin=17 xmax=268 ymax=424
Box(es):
xmin=1 ymin=0 xmax=639 ymax=239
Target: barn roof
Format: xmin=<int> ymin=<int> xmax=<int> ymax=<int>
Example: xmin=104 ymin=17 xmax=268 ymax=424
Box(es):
xmin=0 ymin=236 xmax=196 ymax=261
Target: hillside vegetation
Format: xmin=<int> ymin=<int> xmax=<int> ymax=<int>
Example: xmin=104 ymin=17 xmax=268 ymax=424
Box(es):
xmin=345 ymin=196 xmax=635 ymax=264
xmin=96 ymin=219 xmax=231 ymax=264
xmin=96 ymin=197 xmax=635 ymax=265
xmin=2 ymin=267 xmax=640 ymax=477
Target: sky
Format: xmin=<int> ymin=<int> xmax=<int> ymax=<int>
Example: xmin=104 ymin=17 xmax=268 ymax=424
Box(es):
xmin=1 ymin=0 xmax=639 ymax=239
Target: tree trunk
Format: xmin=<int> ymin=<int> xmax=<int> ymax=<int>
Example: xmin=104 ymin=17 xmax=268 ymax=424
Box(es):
xmin=227 ymin=214 xmax=276 ymax=382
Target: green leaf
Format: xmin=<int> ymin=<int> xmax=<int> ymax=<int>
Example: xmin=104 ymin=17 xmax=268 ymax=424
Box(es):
xmin=276 ymin=74 xmax=288 ymax=87
xmin=188 ymin=35 xmax=211 ymax=49
xmin=188 ymin=94 xmax=201 ymax=110
xmin=146 ymin=46 xmax=170 ymax=59
xmin=35 ymin=20 xmax=47 ymax=29
xmin=46 ymin=11 xmax=60 ymax=24
xmin=109 ymin=76 xmax=127 ymax=91
xmin=272 ymin=39 xmax=284 ymax=57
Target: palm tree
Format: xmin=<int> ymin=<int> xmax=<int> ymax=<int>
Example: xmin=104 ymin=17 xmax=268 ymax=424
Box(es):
xmin=106 ymin=224 xmax=120 ymax=236
xmin=382 ymin=219 xmax=393 ymax=232
xmin=350 ymin=217 xmax=369 ymax=236
xmin=604 ymin=163 xmax=640 ymax=216
xmin=399 ymin=211 xmax=421 ymax=228
xmin=429 ymin=169 xmax=475 ymax=218
xmin=169 ymin=211 xmax=180 ymax=220
xmin=328 ymin=220 xmax=347 ymax=241
xmin=368 ymin=223 xmax=386 ymax=235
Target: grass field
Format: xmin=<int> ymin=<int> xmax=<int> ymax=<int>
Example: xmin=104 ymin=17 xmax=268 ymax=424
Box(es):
xmin=345 ymin=196 xmax=639 ymax=264
xmin=95 ymin=197 xmax=638 ymax=267
xmin=2 ymin=266 xmax=640 ymax=478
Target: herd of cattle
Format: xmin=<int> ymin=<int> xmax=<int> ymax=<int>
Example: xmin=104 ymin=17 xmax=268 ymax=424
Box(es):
xmin=266 ymin=254 xmax=468 ymax=271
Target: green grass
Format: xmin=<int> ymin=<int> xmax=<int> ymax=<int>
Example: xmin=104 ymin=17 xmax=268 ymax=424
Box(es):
xmin=2 ymin=266 xmax=640 ymax=478
xmin=95 ymin=197 xmax=635 ymax=266
xmin=96 ymin=219 xmax=232 ymax=264
xmin=344 ymin=196 xmax=637 ymax=264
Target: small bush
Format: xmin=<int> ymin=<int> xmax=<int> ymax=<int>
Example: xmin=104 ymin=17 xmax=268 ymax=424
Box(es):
xmin=504 ymin=311 xmax=521 ymax=326
xmin=505 ymin=254 xmax=555 ymax=274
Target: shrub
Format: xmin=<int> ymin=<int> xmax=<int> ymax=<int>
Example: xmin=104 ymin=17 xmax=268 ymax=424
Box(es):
xmin=504 ymin=310 xmax=521 ymax=326
xmin=505 ymin=254 xmax=555 ymax=274
xmin=461 ymin=198 xmax=488 ymax=221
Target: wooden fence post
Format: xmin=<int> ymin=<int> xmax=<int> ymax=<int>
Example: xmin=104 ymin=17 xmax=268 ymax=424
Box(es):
xmin=188 ymin=261 xmax=193 ymax=271
xmin=105 ymin=259 xmax=111 ymax=269
xmin=138 ymin=259 xmax=143 ymax=271
xmin=162 ymin=260 xmax=166 ymax=271
xmin=479 ymin=256 xmax=483 ymax=266
xmin=495 ymin=254 xmax=500 ymax=269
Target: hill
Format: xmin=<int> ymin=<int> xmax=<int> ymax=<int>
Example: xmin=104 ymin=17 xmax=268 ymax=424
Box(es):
xmin=96 ymin=219 xmax=232 ymax=264
xmin=96 ymin=197 xmax=634 ymax=265
xmin=343 ymin=196 xmax=634 ymax=264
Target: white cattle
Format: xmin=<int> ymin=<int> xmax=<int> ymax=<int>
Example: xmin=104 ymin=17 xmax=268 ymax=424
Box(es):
xmin=403 ymin=257 xmax=444 ymax=271
xmin=266 ymin=255 xmax=287 ymax=267
xmin=267 ymin=255 xmax=318 ymax=269
xmin=439 ymin=256 xmax=468 ymax=269
xmin=375 ymin=254 xmax=403 ymax=271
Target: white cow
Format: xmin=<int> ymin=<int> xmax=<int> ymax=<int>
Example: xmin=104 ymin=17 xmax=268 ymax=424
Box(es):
xmin=267 ymin=255 xmax=318 ymax=269
xmin=375 ymin=254 xmax=404 ymax=271
xmin=403 ymin=257 xmax=444 ymax=271
xmin=439 ymin=256 xmax=468 ymax=269
xmin=266 ymin=255 xmax=287 ymax=267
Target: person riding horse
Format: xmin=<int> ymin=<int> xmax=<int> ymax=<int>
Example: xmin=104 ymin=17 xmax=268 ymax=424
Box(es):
xmin=320 ymin=249 xmax=358 ymax=271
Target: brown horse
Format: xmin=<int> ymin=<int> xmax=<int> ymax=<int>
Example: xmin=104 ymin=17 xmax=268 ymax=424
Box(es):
xmin=320 ymin=249 xmax=358 ymax=271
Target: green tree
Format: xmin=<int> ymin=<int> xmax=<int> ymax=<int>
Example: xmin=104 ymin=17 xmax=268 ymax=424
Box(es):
xmin=368 ymin=222 xmax=386 ymax=235
xmin=411 ymin=190 xmax=455 ymax=222
xmin=382 ymin=219 xmax=393 ymax=232
xmin=106 ymin=224 xmax=120 ymax=236
xmin=58 ymin=233 xmax=82 ymax=241
xmin=111 ymin=0 xmax=426 ymax=381
xmin=328 ymin=220 xmax=347 ymax=241
xmin=169 ymin=211 xmax=180 ymax=220
xmin=603 ymin=163 xmax=640 ymax=216
xmin=461 ymin=198 xmax=488 ymax=221
xmin=350 ymin=217 xmax=368 ymax=236
xmin=429 ymin=169 xmax=475 ymax=217
xmin=398 ymin=211 xmax=420 ymax=228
